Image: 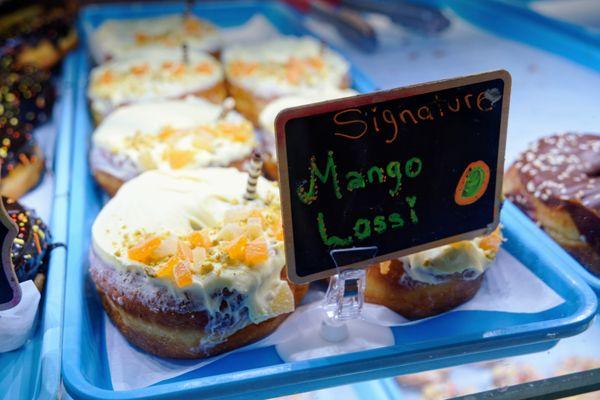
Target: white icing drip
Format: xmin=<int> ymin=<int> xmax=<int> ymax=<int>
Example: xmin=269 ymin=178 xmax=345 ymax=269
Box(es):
xmin=401 ymin=237 xmax=497 ymax=285
xmin=93 ymin=14 xmax=221 ymax=62
xmin=91 ymin=97 xmax=256 ymax=180
xmin=222 ymin=36 xmax=350 ymax=99
xmin=88 ymin=49 xmax=223 ymax=118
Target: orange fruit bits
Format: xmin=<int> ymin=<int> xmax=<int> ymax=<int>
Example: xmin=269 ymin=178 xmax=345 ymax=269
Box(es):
xmin=128 ymin=236 xmax=162 ymax=263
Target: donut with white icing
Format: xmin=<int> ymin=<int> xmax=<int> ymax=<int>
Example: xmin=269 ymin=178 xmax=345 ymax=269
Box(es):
xmin=222 ymin=36 xmax=351 ymax=125
xmin=91 ymin=14 xmax=221 ymax=63
xmin=258 ymin=89 xmax=358 ymax=180
xmin=90 ymin=168 xmax=306 ymax=359
xmin=90 ymin=97 xmax=257 ymax=196
xmin=87 ymin=48 xmax=226 ymax=124
xmin=364 ymin=229 xmax=502 ymax=319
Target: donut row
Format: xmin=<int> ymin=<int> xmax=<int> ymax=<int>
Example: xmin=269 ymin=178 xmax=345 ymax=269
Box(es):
xmin=0 ymin=0 xmax=74 ymax=307
xmin=87 ymin=14 xmax=506 ymax=359
xmin=1 ymin=0 xmax=77 ymax=199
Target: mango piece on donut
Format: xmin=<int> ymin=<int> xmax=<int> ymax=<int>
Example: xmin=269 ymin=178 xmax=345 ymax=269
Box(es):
xmin=225 ymin=235 xmax=247 ymax=262
xmin=127 ymin=236 xmax=161 ymax=263
xmin=245 ymin=237 xmax=269 ymax=266
xmin=188 ymin=229 xmax=212 ymax=248
xmin=173 ymin=262 xmax=193 ymax=288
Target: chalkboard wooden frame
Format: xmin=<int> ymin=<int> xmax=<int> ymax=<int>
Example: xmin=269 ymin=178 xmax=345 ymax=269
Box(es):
xmin=276 ymin=70 xmax=511 ymax=284
xmin=0 ymin=197 xmax=20 ymax=310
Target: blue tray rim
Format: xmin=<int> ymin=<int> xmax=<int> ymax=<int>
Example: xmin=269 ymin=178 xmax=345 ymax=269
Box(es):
xmin=451 ymin=0 xmax=600 ymax=73
xmin=62 ymin=2 xmax=597 ymax=399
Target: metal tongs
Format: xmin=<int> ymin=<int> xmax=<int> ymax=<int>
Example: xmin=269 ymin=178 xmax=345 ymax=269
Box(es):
xmin=286 ymin=0 xmax=450 ymax=52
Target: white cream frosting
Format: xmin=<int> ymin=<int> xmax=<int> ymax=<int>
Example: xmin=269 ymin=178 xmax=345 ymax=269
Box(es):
xmin=91 ymin=97 xmax=256 ymax=181
xmin=93 ymin=14 xmax=221 ymax=62
xmin=91 ymin=168 xmax=293 ymax=331
xmin=401 ymin=235 xmax=500 ymax=285
xmin=222 ymin=36 xmax=350 ymax=99
xmin=88 ymin=48 xmax=223 ymax=118
xmin=259 ymin=89 xmax=358 ymax=137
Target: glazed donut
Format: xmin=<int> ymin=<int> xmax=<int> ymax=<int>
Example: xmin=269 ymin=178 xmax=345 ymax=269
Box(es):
xmin=0 ymin=88 xmax=45 ymax=198
xmin=90 ymin=97 xmax=257 ymax=196
xmin=504 ymin=133 xmax=599 ymax=276
xmin=0 ymin=0 xmax=78 ymax=70
xmin=1 ymin=55 xmax=56 ymax=130
xmin=222 ymin=36 xmax=351 ymax=125
xmin=3 ymin=197 xmax=51 ymax=290
xmin=90 ymin=168 xmax=307 ymax=359
xmin=258 ymin=89 xmax=358 ymax=180
xmin=91 ymin=14 xmax=221 ymax=63
xmin=87 ymin=49 xmax=226 ymax=124
xmin=364 ymin=229 xmax=502 ymax=319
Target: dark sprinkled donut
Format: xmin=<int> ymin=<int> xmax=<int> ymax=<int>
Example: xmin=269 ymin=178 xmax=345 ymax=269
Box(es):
xmin=504 ymin=133 xmax=600 ymax=275
xmin=3 ymin=197 xmax=51 ymax=283
xmin=0 ymin=0 xmax=77 ymax=68
xmin=0 ymin=54 xmax=56 ymax=130
xmin=0 ymin=56 xmax=51 ymax=179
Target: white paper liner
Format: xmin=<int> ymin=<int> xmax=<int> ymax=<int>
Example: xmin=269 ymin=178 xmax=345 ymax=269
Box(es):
xmin=0 ymin=280 xmax=41 ymax=352
xmin=105 ymin=249 xmax=564 ymax=391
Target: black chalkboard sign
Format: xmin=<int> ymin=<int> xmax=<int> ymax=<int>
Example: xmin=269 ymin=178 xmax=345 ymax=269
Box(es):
xmin=276 ymin=70 xmax=510 ymax=284
xmin=0 ymin=198 xmax=20 ymax=310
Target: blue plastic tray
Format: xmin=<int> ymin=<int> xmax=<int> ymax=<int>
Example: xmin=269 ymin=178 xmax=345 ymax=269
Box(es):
xmin=63 ymin=2 xmax=597 ymax=399
xmin=0 ymin=53 xmax=76 ymax=400
xmin=451 ymin=0 xmax=599 ymax=73
xmin=445 ymin=0 xmax=600 ymax=295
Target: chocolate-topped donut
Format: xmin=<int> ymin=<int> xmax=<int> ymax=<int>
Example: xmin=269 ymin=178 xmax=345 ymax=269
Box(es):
xmin=504 ymin=133 xmax=600 ymax=275
xmin=1 ymin=55 xmax=56 ymax=130
xmin=0 ymin=0 xmax=78 ymax=70
xmin=0 ymin=61 xmax=47 ymax=198
xmin=3 ymin=197 xmax=51 ymax=285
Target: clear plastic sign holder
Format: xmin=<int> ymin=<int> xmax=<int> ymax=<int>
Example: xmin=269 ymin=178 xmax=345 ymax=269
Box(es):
xmin=320 ymin=246 xmax=377 ymax=342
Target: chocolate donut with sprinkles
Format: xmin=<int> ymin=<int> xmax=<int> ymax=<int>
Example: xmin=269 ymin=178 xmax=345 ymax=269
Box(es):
xmin=3 ymin=197 xmax=51 ymax=290
xmin=1 ymin=54 xmax=56 ymax=130
xmin=504 ymin=133 xmax=600 ymax=276
xmin=0 ymin=57 xmax=50 ymax=198
xmin=0 ymin=0 xmax=78 ymax=70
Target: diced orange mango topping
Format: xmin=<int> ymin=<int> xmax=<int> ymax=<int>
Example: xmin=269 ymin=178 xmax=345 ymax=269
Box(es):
xmin=272 ymin=225 xmax=284 ymax=241
xmin=306 ymin=56 xmax=324 ymax=69
xmin=177 ymin=241 xmax=193 ymax=262
xmin=131 ymin=64 xmax=150 ymax=75
xmin=165 ymin=148 xmax=195 ymax=169
xmin=134 ymin=32 xmax=150 ymax=44
xmin=171 ymin=63 xmax=185 ymax=76
xmin=158 ymin=126 xmax=177 ymax=140
xmin=99 ymin=70 xmax=114 ymax=84
xmin=244 ymin=237 xmax=268 ymax=266
xmin=229 ymin=61 xmax=258 ymax=77
xmin=173 ymin=262 xmax=193 ymax=287
xmin=188 ymin=229 xmax=212 ymax=248
xmin=285 ymin=57 xmax=304 ymax=84
xmin=128 ymin=236 xmax=162 ymax=263
xmin=195 ymin=62 xmax=213 ymax=74
xmin=480 ymin=230 xmax=502 ymax=252
xmin=156 ymin=256 xmax=179 ymax=278
xmin=225 ymin=235 xmax=247 ymax=262
xmin=183 ymin=18 xmax=202 ymax=33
